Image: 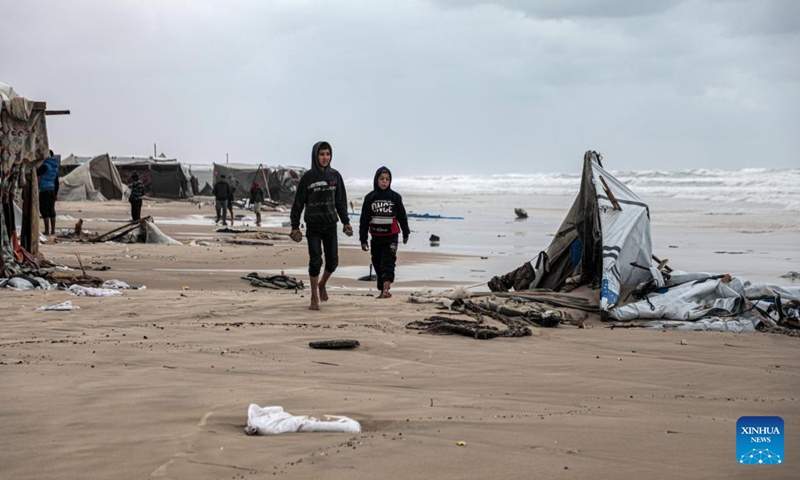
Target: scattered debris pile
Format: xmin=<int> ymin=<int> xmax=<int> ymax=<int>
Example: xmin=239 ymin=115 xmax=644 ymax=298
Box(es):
xmin=407 ymin=288 xmax=596 ymax=340
xmin=242 ymin=272 xmax=304 ymax=290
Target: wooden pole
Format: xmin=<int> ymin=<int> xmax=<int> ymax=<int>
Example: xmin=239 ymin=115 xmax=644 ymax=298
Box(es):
xmin=598 ymin=174 xmax=622 ymax=211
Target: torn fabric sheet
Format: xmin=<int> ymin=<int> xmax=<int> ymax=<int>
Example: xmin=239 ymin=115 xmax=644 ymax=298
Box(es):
xmin=244 ymin=404 xmax=361 ymax=435
xmin=67 ymin=284 xmax=124 ymax=297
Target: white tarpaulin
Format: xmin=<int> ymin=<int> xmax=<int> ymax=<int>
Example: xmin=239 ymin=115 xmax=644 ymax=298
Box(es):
xmin=610 ymin=272 xmax=800 ymax=328
xmin=58 ymin=153 xmax=126 ymax=201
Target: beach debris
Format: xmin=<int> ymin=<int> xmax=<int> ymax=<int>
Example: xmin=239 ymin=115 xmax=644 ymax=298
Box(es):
xmin=244 ymin=404 xmax=361 ymax=435
xmin=514 ymin=208 xmax=528 ymax=219
xmin=456 ymin=441 xmax=467 ymax=446
xmin=67 ymin=284 xmax=124 ymax=297
xmin=101 ymin=279 xmax=131 ymax=289
xmin=358 ymin=265 xmax=377 ymax=282
xmin=407 ymin=314 xmax=532 ymax=339
xmin=215 ymin=227 xmax=257 ymax=234
xmin=226 ymin=238 xmax=274 ymax=246
xmin=429 ymin=234 xmax=440 ymax=246
xmin=780 ymin=271 xmax=799 ymax=280
xmin=36 ymin=300 xmax=80 ymax=312
xmin=308 ymin=339 xmax=360 ymax=349
xmin=242 ymin=272 xmax=304 ymax=290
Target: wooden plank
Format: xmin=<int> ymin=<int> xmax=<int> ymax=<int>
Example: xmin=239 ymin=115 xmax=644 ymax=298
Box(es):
xmin=598 ymin=174 xmax=622 ymax=211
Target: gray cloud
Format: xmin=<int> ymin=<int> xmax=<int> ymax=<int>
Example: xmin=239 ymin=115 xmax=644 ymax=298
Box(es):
xmin=1 ymin=0 xmax=796 ymax=176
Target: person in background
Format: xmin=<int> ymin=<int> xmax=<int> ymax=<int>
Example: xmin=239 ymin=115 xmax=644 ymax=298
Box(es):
xmin=36 ymin=150 xmax=60 ymax=235
xmin=128 ymin=171 xmax=146 ymax=221
xmin=212 ymin=174 xmax=231 ymax=225
xmin=228 ymin=181 xmax=236 ymax=226
xmin=290 ymin=141 xmax=353 ymax=310
xmin=359 ymin=166 xmax=410 ymax=299
xmin=250 ymin=180 xmax=264 ymax=227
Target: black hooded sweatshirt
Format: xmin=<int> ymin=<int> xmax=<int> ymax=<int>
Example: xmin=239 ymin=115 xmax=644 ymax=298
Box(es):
xmin=359 ymin=166 xmax=410 ymax=244
xmin=290 ymin=141 xmax=350 ymax=229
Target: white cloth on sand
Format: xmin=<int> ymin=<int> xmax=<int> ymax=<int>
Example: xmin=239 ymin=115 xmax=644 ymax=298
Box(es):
xmin=36 ymin=301 xmax=80 ymax=312
xmin=244 ymin=404 xmax=361 ymax=435
xmin=67 ymin=284 xmax=124 ymax=297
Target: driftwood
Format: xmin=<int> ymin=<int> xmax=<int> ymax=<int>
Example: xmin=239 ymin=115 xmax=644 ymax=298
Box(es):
xmin=92 ymin=216 xmax=152 ymax=243
xmin=242 ymin=272 xmax=304 ymax=290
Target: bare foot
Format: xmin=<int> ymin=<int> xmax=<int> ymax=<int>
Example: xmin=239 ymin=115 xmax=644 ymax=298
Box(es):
xmin=309 ymin=296 xmax=320 ymax=310
xmin=318 ymin=283 xmax=329 ymax=302
xmin=378 ymin=290 xmax=392 ymax=299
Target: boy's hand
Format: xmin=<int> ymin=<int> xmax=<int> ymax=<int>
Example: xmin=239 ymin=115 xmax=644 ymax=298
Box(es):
xmin=289 ymin=229 xmax=303 ymax=243
xmin=403 ymin=236 xmax=409 ymax=244
xmin=343 ymin=224 xmax=353 ymax=237
xmin=361 ymin=243 xmax=369 ymax=252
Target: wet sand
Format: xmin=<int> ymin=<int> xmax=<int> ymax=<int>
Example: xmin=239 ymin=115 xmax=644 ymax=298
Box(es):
xmin=1 ymin=199 xmax=798 ymax=480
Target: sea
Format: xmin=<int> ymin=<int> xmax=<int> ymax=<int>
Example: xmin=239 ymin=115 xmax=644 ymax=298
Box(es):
xmin=267 ymin=168 xmax=800 ymax=288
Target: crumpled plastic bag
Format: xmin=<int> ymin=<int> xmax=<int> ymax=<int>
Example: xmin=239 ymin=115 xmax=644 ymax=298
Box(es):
xmin=244 ymin=404 xmax=361 ymax=435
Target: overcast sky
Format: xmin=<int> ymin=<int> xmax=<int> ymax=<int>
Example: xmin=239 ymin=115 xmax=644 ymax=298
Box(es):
xmin=2 ymin=0 xmax=797 ymax=176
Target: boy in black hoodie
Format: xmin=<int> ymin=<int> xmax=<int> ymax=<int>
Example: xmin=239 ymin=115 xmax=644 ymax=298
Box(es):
xmin=290 ymin=141 xmax=353 ymax=310
xmin=359 ymin=166 xmax=410 ymax=299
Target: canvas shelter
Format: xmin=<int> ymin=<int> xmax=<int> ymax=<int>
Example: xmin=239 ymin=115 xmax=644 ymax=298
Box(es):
xmin=213 ymin=163 xmax=304 ymax=205
xmin=489 ymin=150 xmax=656 ymax=313
xmin=113 ymin=156 xmax=193 ymax=199
xmin=58 ymin=153 xmax=126 ymax=201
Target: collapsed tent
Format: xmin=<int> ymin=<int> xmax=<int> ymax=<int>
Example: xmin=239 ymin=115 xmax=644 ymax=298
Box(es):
xmin=213 ymin=163 xmax=304 ymax=205
xmin=489 ymin=150 xmax=656 ymax=314
xmin=58 ymin=154 xmax=126 ymax=201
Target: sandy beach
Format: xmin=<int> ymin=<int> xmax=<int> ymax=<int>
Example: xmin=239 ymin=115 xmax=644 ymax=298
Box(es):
xmin=1 ymin=198 xmax=798 ymax=480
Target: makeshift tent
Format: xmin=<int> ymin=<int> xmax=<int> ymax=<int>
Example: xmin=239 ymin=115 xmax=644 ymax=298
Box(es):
xmin=113 ymin=156 xmax=193 ymax=199
xmin=58 ymin=154 xmax=125 ymax=201
xmin=489 ymin=150 xmax=656 ymax=313
xmin=213 ymin=163 xmax=304 ymax=204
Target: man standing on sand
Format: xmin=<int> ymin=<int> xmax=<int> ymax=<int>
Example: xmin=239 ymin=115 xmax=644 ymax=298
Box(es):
xmin=290 ymin=141 xmax=353 ymax=310
xmin=212 ymin=174 xmax=232 ymax=225
xmin=36 ymin=150 xmax=59 ymax=235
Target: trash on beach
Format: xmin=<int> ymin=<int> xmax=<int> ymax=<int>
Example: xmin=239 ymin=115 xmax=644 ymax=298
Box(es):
xmin=90 ymin=216 xmax=180 ymax=245
xmin=36 ymin=301 xmax=80 ymax=312
xmin=242 ymin=272 xmax=304 ymax=290
xmin=780 ymin=271 xmax=799 ymax=280
xmin=308 ymin=339 xmax=360 ymax=349
xmin=244 ymin=404 xmax=361 ymax=435
xmin=101 ymin=279 xmax=131 ymax=289
xmin=0 ymin=275 xmax=57 ymax=291
xmin=67 ymin=284 xmax=124 ymax=297
xmin=429 ymin=234 xmax=440 ymax=246
xmin=514 ymin=208 xmax=528 ymax=219
xmin=215 ymin=227 xmax=257 ymax=234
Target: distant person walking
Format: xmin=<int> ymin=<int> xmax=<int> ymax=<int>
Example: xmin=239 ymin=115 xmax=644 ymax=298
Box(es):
xmin=250 ymin=180 xmax=264 ymax=227
xmin=227 ymin=181 xmax=236 ymax=226
xmin=290 ymin=141 xmax=353 ymax=310
xmin=128 ymin=171 xmax=146 ymax=221
xmin=36 ymin=150 xmax=60 ymax=235
xmin=359 ymin=166 xmax=410 ymax=298
xmin=212 ymin=174 xmax=232 ymax=225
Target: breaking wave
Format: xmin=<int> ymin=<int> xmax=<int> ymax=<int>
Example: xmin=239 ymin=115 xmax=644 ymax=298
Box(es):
xmin=347 ymin=168 xmax=800 ymax=211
